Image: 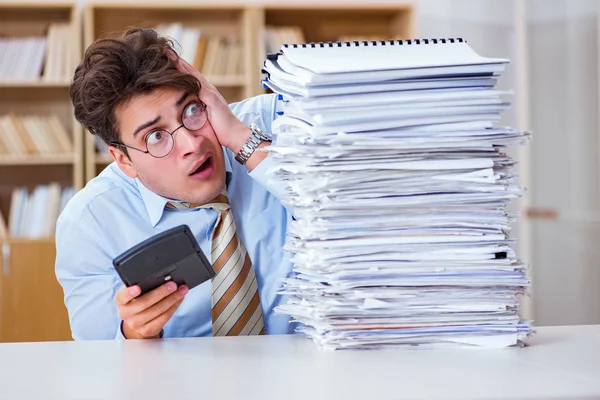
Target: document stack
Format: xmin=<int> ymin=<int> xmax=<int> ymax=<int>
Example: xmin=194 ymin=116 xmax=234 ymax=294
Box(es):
xmin=263 ymin=38 xmax=532 ymax=350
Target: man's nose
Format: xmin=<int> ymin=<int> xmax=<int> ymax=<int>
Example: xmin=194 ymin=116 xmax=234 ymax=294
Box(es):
xmin=175 ymin=127 xmax=204 ymax=157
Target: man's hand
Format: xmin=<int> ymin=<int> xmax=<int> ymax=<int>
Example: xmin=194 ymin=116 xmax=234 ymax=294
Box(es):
xmin=115 ymin=282 xmax=188 ymax=339
xmin=166 ymin=51 xmax=251 ymax=154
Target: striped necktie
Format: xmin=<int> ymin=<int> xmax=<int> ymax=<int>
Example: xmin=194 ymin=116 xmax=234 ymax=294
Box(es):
xmin=167 ymin=193 xmax=265 ymax=336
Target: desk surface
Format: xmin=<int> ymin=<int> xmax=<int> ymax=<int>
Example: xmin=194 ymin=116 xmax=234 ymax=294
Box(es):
xmin=0 ymin=325 xmax=598 ymax=400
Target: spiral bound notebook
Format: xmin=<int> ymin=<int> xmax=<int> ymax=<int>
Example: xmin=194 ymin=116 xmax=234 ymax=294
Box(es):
xmin=274 ymin=38 xmax=509 ymax=75
xmin=263 ymin=38 xmax=509 ymax=89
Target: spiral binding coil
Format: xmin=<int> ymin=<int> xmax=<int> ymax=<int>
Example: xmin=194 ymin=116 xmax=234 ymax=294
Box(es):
xmin=282 ymin=38 xmax=466 ymax=49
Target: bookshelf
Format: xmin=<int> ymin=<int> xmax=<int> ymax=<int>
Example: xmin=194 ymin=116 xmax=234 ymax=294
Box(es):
xmin=0 ymin=1 xmax=81 ymax=342
xmin=0 ymin=1 xmax=83 ymax=239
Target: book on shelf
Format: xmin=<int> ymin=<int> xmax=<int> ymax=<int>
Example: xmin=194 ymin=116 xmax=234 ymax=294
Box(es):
xmin=43 ymin=23 xmax=73 ymax=82
xmin=0 ymin=114 xmax=73 ymax=158
xmin=264 ymin=26 xmax=305 ymax=54
xmin=154 ymin=23 xmax=243 ymax=77
xmin=0 ymin=23 xmax=72 ymax=82
xmin=193 ymin=37 xmax=209 ymax=72
xmin=0 ymin=37 xmax=46 ymax=81
xmin=7 ymin=184 xmax=75 ymax=239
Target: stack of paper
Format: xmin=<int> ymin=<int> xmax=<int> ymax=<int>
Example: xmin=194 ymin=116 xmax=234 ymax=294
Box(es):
xmin=262 ymin=38 xmax=532 ymax=350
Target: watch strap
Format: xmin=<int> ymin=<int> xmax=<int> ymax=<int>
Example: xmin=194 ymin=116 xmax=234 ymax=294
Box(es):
xmin=235 ymin=124 xmax=271 ymax=165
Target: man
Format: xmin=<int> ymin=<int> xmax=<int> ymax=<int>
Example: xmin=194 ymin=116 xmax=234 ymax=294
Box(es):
xmin=55 ymin=27 xmax=293 ymax=340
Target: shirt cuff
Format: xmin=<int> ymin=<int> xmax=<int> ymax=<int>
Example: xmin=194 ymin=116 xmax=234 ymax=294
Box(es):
xmin=248 ymin=156 xmax=287 ymax=201
xmin=116 ymin=320 xmax=127 ymax=340
xmin=118 ymin=320 xmax=164 ymax=340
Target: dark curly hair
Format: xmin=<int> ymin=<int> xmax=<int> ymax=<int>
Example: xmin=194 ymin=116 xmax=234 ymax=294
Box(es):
xmin=70 ymin=27 xmax=200 ymax=149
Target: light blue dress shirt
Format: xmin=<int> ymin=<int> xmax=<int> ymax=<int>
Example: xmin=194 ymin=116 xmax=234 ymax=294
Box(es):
xmin=55 ymin=94 xmax=295 ymax=340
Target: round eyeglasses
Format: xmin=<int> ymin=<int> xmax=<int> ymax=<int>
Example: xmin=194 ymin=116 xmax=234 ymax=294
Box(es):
xmin=111 ymin=100 xmax=208 ymax=158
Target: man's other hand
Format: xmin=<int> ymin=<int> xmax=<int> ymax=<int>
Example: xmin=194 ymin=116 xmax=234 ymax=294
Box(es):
xmin=166 ymin=50 xmax=251 ymax=154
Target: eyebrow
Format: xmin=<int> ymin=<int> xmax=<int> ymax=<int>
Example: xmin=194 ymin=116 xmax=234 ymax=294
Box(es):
xmin=133 ymin=116 xmax=160 ymax=138
xmin=132 ymin=92 xmax=190 ymax=138
xmin=176 ymin=92 xmax=191 ymax=107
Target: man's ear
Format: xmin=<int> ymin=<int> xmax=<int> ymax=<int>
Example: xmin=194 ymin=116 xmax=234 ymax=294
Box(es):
xmin=109 ymin=145 xmax=138 ymax=179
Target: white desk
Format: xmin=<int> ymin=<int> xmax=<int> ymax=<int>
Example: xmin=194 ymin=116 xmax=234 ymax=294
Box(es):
xmin=0 ymin=325 xmax=598 ymax=400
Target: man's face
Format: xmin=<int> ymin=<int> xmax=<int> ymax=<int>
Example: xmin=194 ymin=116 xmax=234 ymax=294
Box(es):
xmin=111 ymin=86 xmax=226 ymax=204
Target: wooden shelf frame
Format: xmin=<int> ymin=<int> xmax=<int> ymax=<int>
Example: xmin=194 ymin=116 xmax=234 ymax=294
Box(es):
xmin=0 ymin=154 xmax=76 ymax=166
xmin=0 ymin=2 xmax=80 ymax=339
xmin=0 ymin=80 xmax=72 ymax=88
xmin=0 ymin=238 xmax=72 ymax=342
xmin=260 ymin=3 xmax=414 ymax=41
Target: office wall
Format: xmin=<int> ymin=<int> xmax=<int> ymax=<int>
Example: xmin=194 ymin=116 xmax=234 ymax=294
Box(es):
xmin=415 ymin=0 xmax=518 ymax=126
xmin=527 ymin=0 xmax=600 ymax=325
xmin=418 ymin=0 xmax=600 ymax=326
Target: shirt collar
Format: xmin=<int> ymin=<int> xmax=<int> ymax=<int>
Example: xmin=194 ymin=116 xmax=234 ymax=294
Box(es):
xmin=137 ymin=148 xmax=234 ymax=227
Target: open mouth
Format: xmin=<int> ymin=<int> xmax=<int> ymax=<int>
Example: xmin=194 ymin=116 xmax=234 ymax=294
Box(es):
xmin=189 ymin=155 xmax=214 ymax=179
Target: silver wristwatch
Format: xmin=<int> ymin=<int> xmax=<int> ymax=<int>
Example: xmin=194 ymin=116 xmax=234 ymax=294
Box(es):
xmin=235 ymin=123 xmax=272 ymax=165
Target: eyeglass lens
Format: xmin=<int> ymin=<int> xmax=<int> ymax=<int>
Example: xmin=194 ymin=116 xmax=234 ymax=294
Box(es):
xmin=182 ymin=102 xmax=208 ymax=131
xmin=146 ymin=102 xmax=208 ymax=158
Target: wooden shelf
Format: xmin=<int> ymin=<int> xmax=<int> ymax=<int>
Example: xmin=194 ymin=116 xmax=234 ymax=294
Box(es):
xmin=261 ymin=4 xmax=413 ymax=41
xmin=0 ymin=80 xmax=71 ymax=89
xmin=0 ymin=154 xmax=75 ymax=166
xmin=86 ymin=4 xmax=248 ymax=44
xmin=207 ymin=75 xmax=247 ymax=87
xmin=0 ymin=238 xmax=72 ymax=342
xmin=0 ymin=1 xmax=74 ymax=8
xmin=1 ymin=237 xmax=55 ymax=244
xmin=87 ymin=2 xmax=247 ymax=10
